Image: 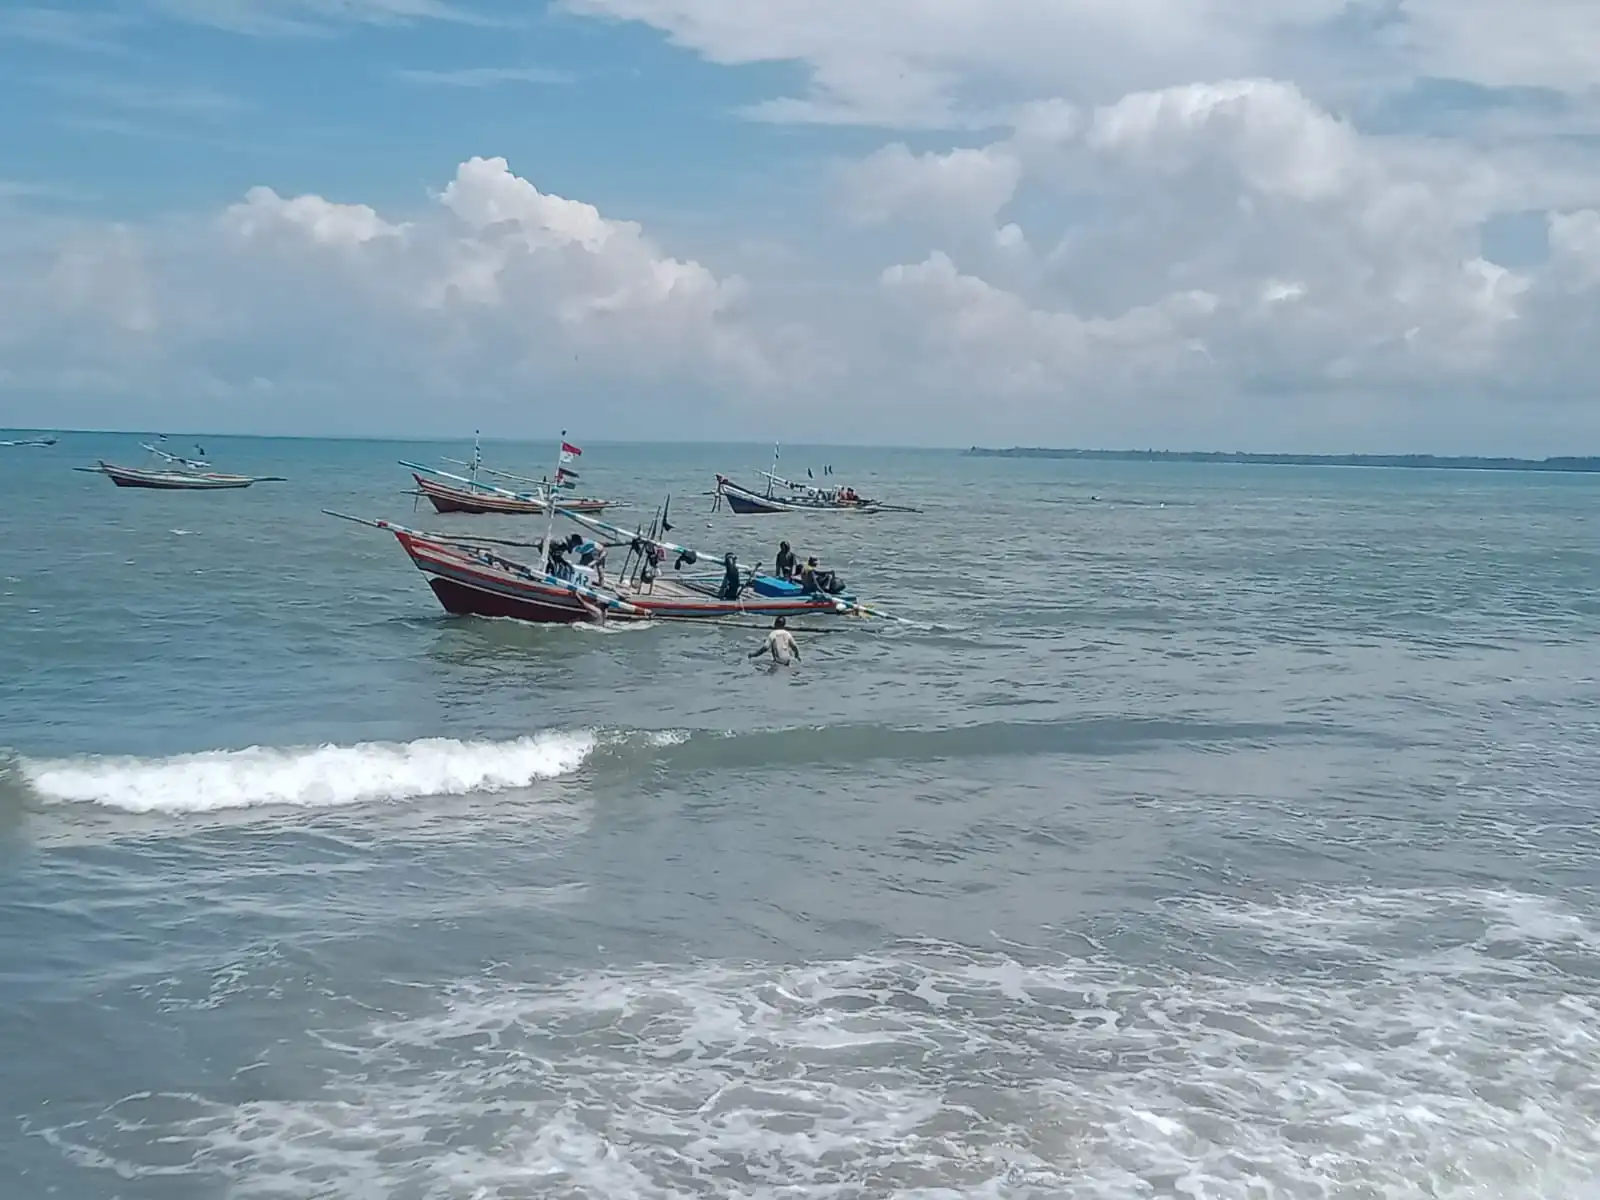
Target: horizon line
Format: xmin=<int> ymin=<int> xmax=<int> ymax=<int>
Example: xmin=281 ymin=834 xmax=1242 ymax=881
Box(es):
xmin=3 ymin=428 xmax=1596 ymax=460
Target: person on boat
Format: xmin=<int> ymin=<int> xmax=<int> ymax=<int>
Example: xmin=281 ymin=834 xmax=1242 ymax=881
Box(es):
xmin=749 ymin=616 xmax=800 ymax=667
xmin=800 ymin=556 xmax=844 ymax=595
xmin=719 ymin=553 xmax=744 ymax=600
xmin=639 ymin=542 xmax=662 ymax=591
xmin=775 ymin=540 xmax=797 ymax=580
xmin=546 ymin=542 xmax=573 ymax=580
xmin=565 ymin=533 xmax=607 ymax=585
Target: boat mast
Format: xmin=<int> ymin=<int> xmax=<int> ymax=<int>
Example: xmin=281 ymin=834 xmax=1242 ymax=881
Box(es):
xmin=471 ymin=430 xmax=481 ymax=490
xmin=542 ymin=430 xmax=566 ymax=566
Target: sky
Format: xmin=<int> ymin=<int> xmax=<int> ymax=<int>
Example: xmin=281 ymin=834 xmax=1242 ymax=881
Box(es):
xmin=3 ymin=1 xmax=1600 ymax=451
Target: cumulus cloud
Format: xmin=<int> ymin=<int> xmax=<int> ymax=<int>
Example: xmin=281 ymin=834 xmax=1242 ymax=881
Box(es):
xmin=562 ymin=0 xmax=1600 ymax=127
xmin=1 ymin=156 xmax=790 ymax=435
xmin=561 ymin=0 xmax=1355 ymax=127
xmin=12 ymin=1 xmax=1600 ymax=449
xmin=838 ymin=144 xmax=1021 ymax=230
xmin=808 ymin=73 xmax=1600 ymax=445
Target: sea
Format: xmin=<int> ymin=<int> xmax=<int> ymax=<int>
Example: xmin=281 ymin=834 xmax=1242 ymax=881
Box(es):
xmin=2 ymin=432 xmax=1599 ymax=1199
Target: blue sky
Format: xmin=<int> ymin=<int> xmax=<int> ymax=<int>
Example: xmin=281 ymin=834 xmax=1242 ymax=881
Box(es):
xmin=3 ymin=1 xmax=1600 ymax=451
xmin=0 ymin=3 xmax=825 ymax=224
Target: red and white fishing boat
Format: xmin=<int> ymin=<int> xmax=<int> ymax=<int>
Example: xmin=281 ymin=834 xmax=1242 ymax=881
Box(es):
xmin=410 ymin=471 xmax=610 ymax=515
xmin=402 ymin=435 xmax=612 ymax=515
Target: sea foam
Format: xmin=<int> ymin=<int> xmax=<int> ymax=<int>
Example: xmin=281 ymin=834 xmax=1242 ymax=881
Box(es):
xmin=17 ymin=732 xmax=597 ymax=814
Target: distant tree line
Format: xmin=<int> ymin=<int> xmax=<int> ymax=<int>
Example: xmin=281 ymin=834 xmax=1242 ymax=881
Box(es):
xmin=964 ymin=447 xmax=1600 ymax=473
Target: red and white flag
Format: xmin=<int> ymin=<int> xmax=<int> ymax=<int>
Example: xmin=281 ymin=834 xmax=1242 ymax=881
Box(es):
xmin=560 ymin=441 xmax=582 ymax=460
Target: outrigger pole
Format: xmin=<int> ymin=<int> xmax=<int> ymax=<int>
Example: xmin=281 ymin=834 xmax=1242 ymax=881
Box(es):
xmin=550 ymin=502 xmax=922 ymax=626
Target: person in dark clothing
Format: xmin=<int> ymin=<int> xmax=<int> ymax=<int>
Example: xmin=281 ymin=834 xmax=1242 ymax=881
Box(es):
xmin=640 ymin=543 xmax=662 ymax=589
xmin=775 ymin=540 xmax=797 ymax=580
xmin=546 ymin=543 xmax=572 ymax=580
xmin=800 ymin=555 xmax=843 ymax=595
xmin=719 ymin=553 xmax=743 ymax=600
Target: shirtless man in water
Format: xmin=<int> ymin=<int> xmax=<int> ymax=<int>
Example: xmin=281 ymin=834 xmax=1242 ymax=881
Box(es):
xmin=749 ymin=615 xmax=800 ymax=667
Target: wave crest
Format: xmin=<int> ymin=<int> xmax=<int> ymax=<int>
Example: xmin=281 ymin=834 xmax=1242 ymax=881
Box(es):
xmin=14 ymin=732 xmax=598 ymax=814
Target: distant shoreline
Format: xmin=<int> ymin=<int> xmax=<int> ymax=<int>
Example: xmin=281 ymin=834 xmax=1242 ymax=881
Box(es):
xmin=964 ymin=447 xmax=1600 ymax=474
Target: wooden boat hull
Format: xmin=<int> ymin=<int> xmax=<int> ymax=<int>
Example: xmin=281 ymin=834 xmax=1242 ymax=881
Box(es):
xmin=95 ymin=463 xmax=257 ymax=489
xmin=414 ymin=474 xmax=609 ymax=515
xmin=396 ymin=530 xmax=854 ymax=624
xmin=715 ymin=475 xmax=877 ymax=514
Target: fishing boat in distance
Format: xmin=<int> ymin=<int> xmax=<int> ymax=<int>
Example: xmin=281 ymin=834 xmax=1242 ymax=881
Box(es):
xmin=714 ymin=472 xmax=882 ymax=514
xmin=75 ymin=439 xmax=285 ymax=490
xmin=1 ymin=434 xmax=57 ymax=447
xmin=713 ymin=445 xmax=918 ymax=515
xmin=403 ymin=435 xmax=612 ymax=515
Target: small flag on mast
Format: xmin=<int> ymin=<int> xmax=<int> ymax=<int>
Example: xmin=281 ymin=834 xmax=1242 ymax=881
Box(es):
xmin=560 ymin=440 xmax=582 ymax=459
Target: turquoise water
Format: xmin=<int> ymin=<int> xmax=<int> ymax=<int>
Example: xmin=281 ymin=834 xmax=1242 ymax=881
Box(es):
xmin=3 ymin=432 xmax=1600 ymax=1196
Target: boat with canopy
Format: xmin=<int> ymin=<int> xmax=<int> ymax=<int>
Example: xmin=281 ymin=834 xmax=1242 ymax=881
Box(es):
xmin=75 ymin=439 xmax=286 ymax=490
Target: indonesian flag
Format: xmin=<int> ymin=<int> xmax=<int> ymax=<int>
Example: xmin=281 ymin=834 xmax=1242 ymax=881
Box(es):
xmin=560 ymin=440 xmax=582 ymax=460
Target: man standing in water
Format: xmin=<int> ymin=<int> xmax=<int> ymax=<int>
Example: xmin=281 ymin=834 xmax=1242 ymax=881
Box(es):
xmin=749 ymin=616 xmax=801 ymax=668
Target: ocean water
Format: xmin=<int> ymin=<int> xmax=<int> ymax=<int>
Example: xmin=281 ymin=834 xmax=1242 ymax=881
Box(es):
xmin=3 ymin=432 xmax=1600 ymax=1198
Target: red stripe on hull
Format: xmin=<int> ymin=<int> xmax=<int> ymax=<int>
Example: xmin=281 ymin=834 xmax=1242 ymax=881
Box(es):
xmin=416 ymin=476 xmax=608 ymax=515
xmin=427 ymin=577 xmax=585 ymax=622
xmin=423 ymin=491 xmax=542 ymax=515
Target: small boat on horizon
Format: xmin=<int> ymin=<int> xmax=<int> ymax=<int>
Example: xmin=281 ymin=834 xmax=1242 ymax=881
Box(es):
xmin=1 ymin=434 xmax=57 ymax=447
xmin=75 ymin=439 xmax=285 ymax=490
xmin=714 ymin=472 xmax=883 ymax=514
xmin=712 ymin=445 xmax=918 ymax=515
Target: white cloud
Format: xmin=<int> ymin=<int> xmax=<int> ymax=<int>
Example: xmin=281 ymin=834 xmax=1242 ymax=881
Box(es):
xmin=838 ymin=144 xmax=1021 ymax=229
xmin=561 ymin=0 xmax=1600 ymax=135
xmin=13 ymin=0 xmax=1600 ymax=449
xmin=1548 ymin=209 xmax=1600 ymax=285
xmin=804 ymin=72 xmax=1600 ymax=445
xmin=1382 ymin=0 xmax=1600 ymax=95
xmin=562 ymin=0 xmax=1367 ymax=128
xmin=1 ymin=157 xmax=790 ymax=435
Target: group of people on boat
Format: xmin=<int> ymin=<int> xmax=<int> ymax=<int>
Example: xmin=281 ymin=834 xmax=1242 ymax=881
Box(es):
xmin=773 ymin=540 xmax=845 ymax=594
xmin=539 ymin=528 xmax=843 ymax=609
xmin=546 ymin=532 xmax=609 ymax=585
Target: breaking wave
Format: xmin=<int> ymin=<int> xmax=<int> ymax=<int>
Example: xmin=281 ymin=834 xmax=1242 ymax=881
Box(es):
xmin=12 ymin=732 xmax=600 ymax=814
xmin=32 ymin=888 xmax=1600 ymax=1197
